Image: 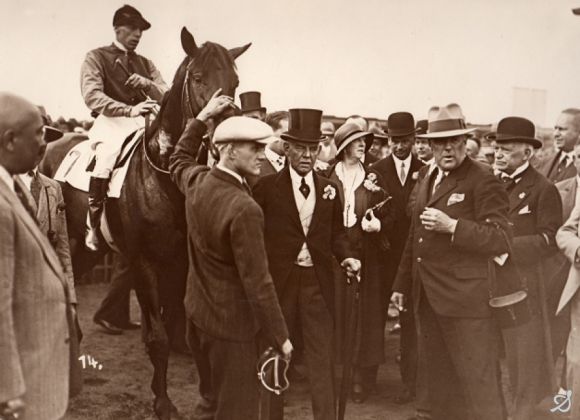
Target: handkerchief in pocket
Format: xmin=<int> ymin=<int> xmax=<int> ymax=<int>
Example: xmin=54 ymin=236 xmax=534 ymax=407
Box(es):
xmin=447 ymin=193 xmax=465 ymax=206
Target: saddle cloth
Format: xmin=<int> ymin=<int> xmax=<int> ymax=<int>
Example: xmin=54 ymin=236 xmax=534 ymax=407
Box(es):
xmin=53 ymin=128 xmax=143 ymax=198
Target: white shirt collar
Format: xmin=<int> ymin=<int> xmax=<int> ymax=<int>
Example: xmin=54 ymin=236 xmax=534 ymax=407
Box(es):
xmin=560 ymin=150 xmax=575 ymax=163
xmin=216 ymin=163 xmax=244 ymax=185
xmin=113 ymin=40 xmax=129 ymax=52
xmin=509 ymin=161 xmax=529 ymax=180
xmin=17 ymin=169 xmax=37 ymax=192
xmin=265 ymin=148 xmax=285 ymax=171
xmin=392 ymin=153 xmax=412 ymax=167
xmin=289 ymin=165 xmax=314 ymax=188
xmin=0 ymin=164 xmax=14 ymax=193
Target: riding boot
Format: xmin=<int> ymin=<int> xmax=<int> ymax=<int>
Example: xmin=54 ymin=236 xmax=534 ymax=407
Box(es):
xmin=85 ymin=176 xmax=109 ymax=251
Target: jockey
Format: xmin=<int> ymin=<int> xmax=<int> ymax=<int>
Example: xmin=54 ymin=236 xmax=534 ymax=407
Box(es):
xmin=80 ymin=4 xmax=168 ymax=250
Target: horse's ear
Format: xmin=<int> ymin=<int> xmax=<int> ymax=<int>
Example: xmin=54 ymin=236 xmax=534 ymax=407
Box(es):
xmin=229 ymin=43 xmax=252 ymax=60
xmin=181 ymin=27 xmax=199 ymax=58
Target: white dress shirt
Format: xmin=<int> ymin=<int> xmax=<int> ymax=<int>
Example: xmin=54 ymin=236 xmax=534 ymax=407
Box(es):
xmin=560 ymin=150 xmax=575 ymax=167
xmin=265 ymin=148 xmax=285 ymax=172
xmin=392 ymin=153 xmax=412 ymax=185
xmin=289 ymin=166 xmax=315 ymax=267
xmin=216 ymin=163 xmax=244 ymax=185
xmin=17 ymin=168 xmax=38 ymax=192
xmin=0 ymin=164 xmax=15 ymax=193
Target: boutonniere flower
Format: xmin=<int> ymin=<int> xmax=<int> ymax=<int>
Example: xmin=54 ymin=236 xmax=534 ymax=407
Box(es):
xmin=412 ymin=171 xmax=419 ymax=180
xmin=322 ymin=185 xmax=336 ymax=200
xmin=363 ymin=172 xmax=382 ymax=192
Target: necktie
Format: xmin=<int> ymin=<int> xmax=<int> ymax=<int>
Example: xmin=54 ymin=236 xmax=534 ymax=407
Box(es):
xmin=29 ymin=170 xmax=41 ymax=205
xmin=242 ymin=180 xmax=252 ymax=196
xmin=400 ymin=161 xmax=407 ymax=184
xmin=277 ymin=156 xmax=285 ymax=168
xmin=299 ymin=177 xmax=310 ymax=198
xmin=431 ymin=168 xmax=445 ymax=195
xmin=14 ymin=181 xmax=38 ymax=223
xmin=498 ymin=172 xmax=516 ymax=191
xmin=558 ymin=154 xmax=570 ymax=173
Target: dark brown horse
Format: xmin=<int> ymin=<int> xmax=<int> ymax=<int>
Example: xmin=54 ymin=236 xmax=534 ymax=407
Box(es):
xmin=40 ymin=28 xmax=250 ymax=420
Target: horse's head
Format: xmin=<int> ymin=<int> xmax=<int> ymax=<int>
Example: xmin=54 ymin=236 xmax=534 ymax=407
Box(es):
xmin=151 ymin=28 xmax=250 ymax=168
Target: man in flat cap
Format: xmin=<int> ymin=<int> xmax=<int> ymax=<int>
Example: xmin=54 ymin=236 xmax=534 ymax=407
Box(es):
xmin=392 ymin=104 xmax=511 ymax=420
xmin=253 ymin=108 xmax=361 ymax=420
xmin=491 ymin=117 xmax=562 ymax=420
xmin=81 ymin=4 xmax=168 ymax=251
xmin=169 ymin=91 xmax=291 ymax=420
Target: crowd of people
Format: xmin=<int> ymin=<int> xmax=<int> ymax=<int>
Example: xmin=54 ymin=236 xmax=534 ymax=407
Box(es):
xmin=3 ymin=4 xmax=580 ymax=420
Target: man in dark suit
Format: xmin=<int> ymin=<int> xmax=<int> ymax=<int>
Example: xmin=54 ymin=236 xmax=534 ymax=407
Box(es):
xmin=371 ymin=112 xmax=424 ymax=403
xmin=491 ymin=117 xmax=563 ymax=420
xmin=392 ymin=104 xmax=511 ymax=420
xmin=253 ymin=108 xmax=360 ymax=420
xmin=556 ymin=142 xmax=580 ymax=221
xmin=0 ymin=92 xmax=75 ymax=420
xmin=169 ymin=92 xmax=291 ymax=420
xmin=535 ymin=108 xmax=580 ymax=183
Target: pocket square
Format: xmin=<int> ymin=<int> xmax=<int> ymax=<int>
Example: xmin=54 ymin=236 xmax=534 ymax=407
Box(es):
xmin=447 ymin=193 xmax=465 ymax=206
xmin=518 ymin=204 xmax=531 ymax=215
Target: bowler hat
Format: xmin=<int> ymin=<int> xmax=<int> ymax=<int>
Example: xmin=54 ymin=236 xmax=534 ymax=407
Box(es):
xmin=418 ymin=104 xmax=476 ymax=139
xmin=213 ymin=116 xmax=274 ymax=145
xmin=416 ymin=119 xmax=428 ymax=136
xmin=387 ymin=112 xmax=419 ymax=137
xmin=37 ymin=106 xmax=63 ymax=143
xmin=334 ymin=123 xmax=373 ymax=156
xmin=281 ymin=109 xmax=326 ymax=143
xmin=240 ymin=91 xmax=266 ymax=114
xmin=485 ymin=117 xmax=542 ymax=149
xmin=113 ymin=5 xmax=151 ymax=30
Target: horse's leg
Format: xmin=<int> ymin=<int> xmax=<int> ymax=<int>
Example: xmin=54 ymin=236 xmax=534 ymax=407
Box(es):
xmin=131 ymin=256 xmax=177 ymax=420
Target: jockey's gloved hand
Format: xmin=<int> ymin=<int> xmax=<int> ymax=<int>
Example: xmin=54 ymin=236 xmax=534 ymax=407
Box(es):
xmin=125 ymin=73 xmax=151 ymax=90
xmin=129 ymin=100 xmax=158 ymax=117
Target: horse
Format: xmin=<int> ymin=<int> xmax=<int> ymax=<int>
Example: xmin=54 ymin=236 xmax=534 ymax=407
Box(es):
xmin=40 ymin=27 xmax=250 ymax=420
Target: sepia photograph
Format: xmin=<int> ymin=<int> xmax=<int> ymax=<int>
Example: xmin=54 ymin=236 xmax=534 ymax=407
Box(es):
xmin=2 ymin=1 xmax=580 ymax=419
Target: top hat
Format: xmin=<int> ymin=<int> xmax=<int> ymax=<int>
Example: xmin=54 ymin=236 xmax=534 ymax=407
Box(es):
xmin=281 ymin=109 xmax=326 ymax=143
xmin=240 ymin=91 xmax=266 ymax=114
xmin=415 ymin=119 xmax=428 ymax=136
xmin=418 ymin=104 xmax=476 ymax=139
xmin=37 ymin=106 xmax=63 ymax=143
xmin=213 ymin=116 xmax=274 ymax=145
xmin=113 ymin=5 xmax=151 ymax=30
xmin=334 ymin=123 xmax=374 ymax=156
xmin=485 ymin=117 xmax=541 ymax=149
xmin=387 ymin=112 xmax=419 ymax=137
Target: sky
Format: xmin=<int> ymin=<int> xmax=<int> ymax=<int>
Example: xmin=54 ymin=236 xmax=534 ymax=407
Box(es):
xmin=2 ymin=0 xmax=580 ymax=127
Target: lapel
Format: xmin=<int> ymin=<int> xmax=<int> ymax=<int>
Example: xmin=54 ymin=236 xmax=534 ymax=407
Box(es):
xmin=508 ymin=167 xmax=535 ymax=214
xmin=404 ymin=155 xmax=423 ymax=188
xmin=0 ymin=178 xmax=63 ymax=278
xmin=426 ymin=158 xmax=470 ymax=207
xmin=36 ymin=174 xmax=53 ymax=231
xmin=308 ymin=172 xmax=325 ymax=234
xmin=276 ymin=167 xmax=302 ymax=232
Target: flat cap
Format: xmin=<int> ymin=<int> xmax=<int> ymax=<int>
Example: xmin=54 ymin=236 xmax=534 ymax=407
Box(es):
xmin=213 ymin=116 xmax=274 ymax=145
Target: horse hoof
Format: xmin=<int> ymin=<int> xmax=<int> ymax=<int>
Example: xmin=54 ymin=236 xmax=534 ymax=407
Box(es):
xmin=153 ymin=397 xmax=174 ymax=420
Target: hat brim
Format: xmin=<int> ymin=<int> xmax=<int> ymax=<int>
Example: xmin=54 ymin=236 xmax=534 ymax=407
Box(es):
xmin=115 ymin=17 xmax=151 ymax=30
xmin=418 ymin=127 xmax=476 ymax=139
xmin=242 ymin=107 xmax=266 ymax=114
xmin=336 ymin=131 xmax=374 ymax=156
xmin=388 ymin=127 xmax=420 ymax=138
xmin=485 ymin=133 xmax=542 ymax=149
xmin=280 ymin=133 xmax=326 ymax=143
xmin=44 ymin=126 xmax=64 ymax=142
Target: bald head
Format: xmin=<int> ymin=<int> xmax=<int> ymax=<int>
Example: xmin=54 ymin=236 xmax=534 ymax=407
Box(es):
xmin=0 ymin=92 xmax=45 ymax=174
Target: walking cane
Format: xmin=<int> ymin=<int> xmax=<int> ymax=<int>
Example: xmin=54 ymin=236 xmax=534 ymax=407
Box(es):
xmin=338 ymin=273 xmax=361 ymax=420
xmin=538 ymin=260 xmax=557 ymax=392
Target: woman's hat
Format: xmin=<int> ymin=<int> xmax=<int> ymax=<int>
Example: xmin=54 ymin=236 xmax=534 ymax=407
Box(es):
xmin=334 ymin=122 xmax=373 ymax=155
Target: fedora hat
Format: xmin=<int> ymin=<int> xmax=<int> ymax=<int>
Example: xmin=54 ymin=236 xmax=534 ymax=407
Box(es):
xmin=113 ymin=5 xmax=151 ymax=30
xmin=370 ymin=125 xmax=388 ymax=143
xmin=321 ymin=121 xmax=335 ymax=137
xmin=281 ymin=109 xmax=326 ymax=143
xmin=213 ymin=116 xmax=274 ymax=145
xmin=415 ymin=119 xmax=428 ymax=136
xmin=485 ymin=117 xmax=542 ymax=149
xmin=240 ymin=91 xmax=266 ymax=114
xmin=387 ymin=112 xmax=419 ymax=137
xmin=418 ymin=104 xmax=476 ymax=139
xmin=334 ymin=123 xmax=373 ymax=156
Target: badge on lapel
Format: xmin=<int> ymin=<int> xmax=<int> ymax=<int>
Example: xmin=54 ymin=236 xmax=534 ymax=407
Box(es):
xmin=518 ymin=204 xmax=532 ymax=215
xmin=447 ymin=193 xmax=465 ymax=206
xmin=518 ymin=192 xmax=526 ymax=200
xmin=412 ymin=171 xmax=419 ymax=180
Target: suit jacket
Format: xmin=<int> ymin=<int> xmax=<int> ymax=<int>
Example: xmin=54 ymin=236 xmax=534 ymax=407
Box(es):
xmin=504 ymin=166 xmax=563 ymax=313
xmin=556 ymin=176 xmax=577 ymax=222
xmin=371 ymin=154 xmax=424 ymax=257
xmin=536 ymin=150 xmax=577 ymax=183
xmin=253 ymin=167 xmax=352 ymax=312
xmin=556 ymin=205 xmax=580 ymax=314
xmin=27 ymin=173 xmax=76 ymax=303
xmin=0 ymin=177 xmax=71 ymax=420
xmin=393 ymin=157 xmax=511 ymax=318
xmin=169 ymin=119 xmax=288 ymax=347
xmin=247 ymin=157 xmax=278 ymax=187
